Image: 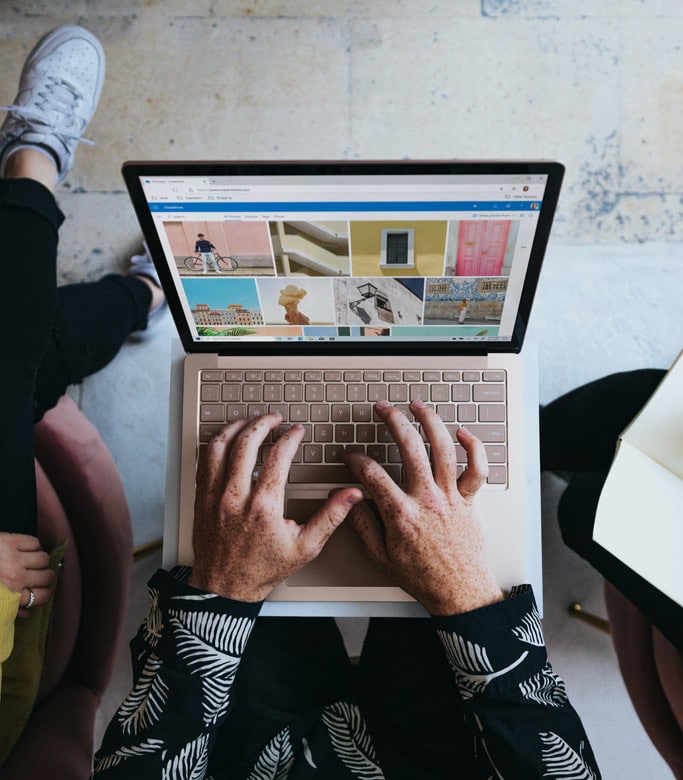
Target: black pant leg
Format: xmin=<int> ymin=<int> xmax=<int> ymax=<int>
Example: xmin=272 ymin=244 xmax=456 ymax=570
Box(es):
xmin=542 ymin=368 xmax=682 ymax=650
xmin=33 ymin=274 xmax=151 ymax=420
xmin=211 ymin=617 xmax=353 ymax=774
xmin=356 ymin=618 xmax=473 ymax=779
xmin=0 ymin=179 xmax=64 ymax=534
xmin=540 ymin=368 xmax=666 ymax=472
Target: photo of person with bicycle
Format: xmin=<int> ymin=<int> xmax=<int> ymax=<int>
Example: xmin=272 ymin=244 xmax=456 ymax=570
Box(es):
xmin=194 ymin=232 xmax=221 ymax=273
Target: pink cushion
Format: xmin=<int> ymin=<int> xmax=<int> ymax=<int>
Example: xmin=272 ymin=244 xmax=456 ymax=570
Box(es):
xmin=1 ymin=396 xmax=132 ymax=779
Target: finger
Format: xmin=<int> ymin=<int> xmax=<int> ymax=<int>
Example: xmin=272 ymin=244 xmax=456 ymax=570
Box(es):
xmin=345 ymin=499 xmax=387 ymax=565
xmin=342 ymin=448 xmax=405 ymax=505
xmin=254 ymin=424 xmax=305 ymax=503
xmin=12 ymin=534 xmax=43 ymax=553
xmin=22 ymin=550 xmax=51 ymax=571
xmin=297 ymin=488 xmax=364 ymax=558
xmin=202 ymin=417 xmax=251 ymax=496
xmin=410 ymin=400 xmax=459 ymax=488
xmin=225 ymin=413 xmax=282 ymax=505
xmin=456 ymin=426 xmax=489 ymax=500
xmin=28 ymin=568 xmax=56 ymax=589
xmin=374 ymin=400 xmax=431 ymax=492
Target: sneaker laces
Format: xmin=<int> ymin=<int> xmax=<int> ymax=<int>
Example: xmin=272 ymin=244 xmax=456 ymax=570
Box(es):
xmin=0 ymin=75 xmax=95 ymax=146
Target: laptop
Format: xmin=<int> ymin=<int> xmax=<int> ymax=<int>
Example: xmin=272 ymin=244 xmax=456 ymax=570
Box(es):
xmin=123 ymin=159 xmax=564 ymax=614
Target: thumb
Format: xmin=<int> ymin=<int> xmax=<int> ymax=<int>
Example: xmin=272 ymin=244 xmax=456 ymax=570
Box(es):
xmin=298 ymin=488 xmax=363 ymax=554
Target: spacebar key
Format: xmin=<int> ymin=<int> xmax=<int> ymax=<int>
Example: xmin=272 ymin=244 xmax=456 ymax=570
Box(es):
xmin=289 ymin=465 xmax=357 ymax=483
xmin=289 ymin=464 xmax=401 ymax=484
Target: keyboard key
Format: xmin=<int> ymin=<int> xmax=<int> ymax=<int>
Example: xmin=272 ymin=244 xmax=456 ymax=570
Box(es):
xmin=466 ymin=424 xmax=506 ymax=443
xmin=289 ymin=464 xmax=400 ymax=484
xmin=263 ymin=384 xmax=282 ymax=402
xmin=457 ymin=404 xmax=476 ymax=423
xmin=310 ymin=404 xmax=329 ymax=422
xmin=200 ymin=384 xmax=221 ymax=402
xmin=199 ymin=423 xmax=224 ymax=442
xmin=356 ymin=424 xmax=376 ymax=442
xmin=245 ymin=370 xmax=263 ymax=382
xmin=352 ymin=404 xmax=373 ymax=422
xmin=201 ymin=370 xmax=223 ymax=382
xmin=431 ymin=384 xmax=450 ymax=402
xmin=200 ymin=404 xmax=224 ymax=422
xmin=331 ymin=404 xmax=350 ymax=422
xmin=483 ymin=371 xmax=505 ymax=382
xmin=451 ymin=385 xmax=470 ymax=402
xmin=479 ymin=404 xmax=506 ymax=422
xmin=225 ymin=370 xmax=242 ymax=381
xmin=389 ymin=384 xmax=408 ymax=402
xmin=221 ymin=384 xmax=241 ymax=402
xmin=410 ymin=385 xmax=429 ymax=402
xmin=314 ymin=424 xmax=333 ymax=442
xmin=303 ymin=444 xmax=323 ymax=462
xmin=485 ymin=444 xmax=506 ymax=463
xmin=473 ymin=384 xmax=505 ymax=402
xmin=284 ymin=384 xmax=303 ymax=402
xmin=347 ymin=384 xmax=366 ymax=402
xmin=487 ymin=465 xmax=507 ymax=484
xmin=463 ymin=371 xmax=481 ymax=381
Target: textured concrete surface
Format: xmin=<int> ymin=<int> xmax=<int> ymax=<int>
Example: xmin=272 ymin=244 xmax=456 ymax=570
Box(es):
xmin=2 ymin=3 xmax=681 ymax=776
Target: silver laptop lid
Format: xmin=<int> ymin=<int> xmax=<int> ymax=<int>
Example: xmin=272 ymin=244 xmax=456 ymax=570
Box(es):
xmin=122 ymin=160 xmax=564 ymax=357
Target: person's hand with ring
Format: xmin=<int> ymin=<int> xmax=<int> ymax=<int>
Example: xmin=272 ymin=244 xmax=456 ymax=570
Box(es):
xmin=0 ymin=533 xmax=55 ymax=618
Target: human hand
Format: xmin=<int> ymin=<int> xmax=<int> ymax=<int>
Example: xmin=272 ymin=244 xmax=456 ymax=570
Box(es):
xmin=187 ymin=414 xmax=363 ymax=601
xmin=342 ymin=399 xmax=503 ymax=616
xmin=0 ymin=533 xmax=55 ymax=618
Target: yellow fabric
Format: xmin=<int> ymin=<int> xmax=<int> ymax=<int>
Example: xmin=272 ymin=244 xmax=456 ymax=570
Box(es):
xmin=0 ymin=583 xmax=21 ymax=700
xmin=0 ymin=542 xmax=66 ymax=766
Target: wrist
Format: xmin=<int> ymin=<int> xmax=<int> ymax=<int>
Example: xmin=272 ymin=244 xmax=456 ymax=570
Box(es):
xmin=187 ymin=570 xmax=269 ymax=603
xmin=422 ymin=571 xmax=504 ymax=616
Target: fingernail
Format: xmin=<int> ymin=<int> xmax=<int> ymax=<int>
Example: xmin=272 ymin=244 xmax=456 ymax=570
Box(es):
xmin=412 ymin=399 xmax=427 ymax=408
xmin=375 ymin=399 xmax=390 ymax=409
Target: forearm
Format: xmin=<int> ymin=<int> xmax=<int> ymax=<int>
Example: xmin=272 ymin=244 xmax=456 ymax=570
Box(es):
xmin=93 ymin=568 xmax=261 ymax=778
xmin=433 ymin=586 xmax=601 ymax=779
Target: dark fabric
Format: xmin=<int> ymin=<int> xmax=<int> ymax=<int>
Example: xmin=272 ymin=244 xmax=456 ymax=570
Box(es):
xmin=0 ymin=179 xmax=63 ymax=534
xmin=540 ymin=368 xmax=683 ymax=651
xmin=94 ymin=571 xmax=601 ymax=779
xmin=0 ymin=178 xmax=150 ymax=534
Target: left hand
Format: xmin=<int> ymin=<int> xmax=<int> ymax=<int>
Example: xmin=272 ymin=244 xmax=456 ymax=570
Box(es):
xmin=187 ymin=414 xmax=363 ymax=601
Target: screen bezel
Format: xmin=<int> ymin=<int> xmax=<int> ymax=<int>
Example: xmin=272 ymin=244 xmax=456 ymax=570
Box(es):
xmin=122 ymin=159 xmax=564 ymax=357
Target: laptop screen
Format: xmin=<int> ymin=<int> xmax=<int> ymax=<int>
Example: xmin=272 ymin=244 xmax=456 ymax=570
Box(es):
xmin=123 ymin=160 xmax=563 ymax=355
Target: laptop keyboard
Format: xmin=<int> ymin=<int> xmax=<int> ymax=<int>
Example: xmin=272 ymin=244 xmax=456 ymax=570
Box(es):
xmin=198 ymin=369 xmax=507 ymax=486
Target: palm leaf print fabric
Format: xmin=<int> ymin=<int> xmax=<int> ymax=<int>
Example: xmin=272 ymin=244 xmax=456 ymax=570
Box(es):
xmin=94 ymin=573 xmax=601 ymax=779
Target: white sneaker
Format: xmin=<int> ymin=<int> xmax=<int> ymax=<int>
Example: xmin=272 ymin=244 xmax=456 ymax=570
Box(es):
xmin=0 ymin=25 xmax=105 ymax=183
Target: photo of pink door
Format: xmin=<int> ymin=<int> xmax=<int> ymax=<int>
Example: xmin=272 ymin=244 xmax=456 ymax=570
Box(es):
xmin=455 ymin=219 xmax=511 ymax=276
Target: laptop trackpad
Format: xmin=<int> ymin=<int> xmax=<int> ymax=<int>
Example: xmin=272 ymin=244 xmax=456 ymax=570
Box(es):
xmin=285 ymin=499 xmax=395 ymax=588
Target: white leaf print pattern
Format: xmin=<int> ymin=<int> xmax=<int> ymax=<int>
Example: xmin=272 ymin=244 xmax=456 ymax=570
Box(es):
xmin=162 ymin=733 xmax=211 ymax=780
xmin=143 ymin=586 xmax=163 ymax=646
xmin=93 ymin=738 xmax=165 ymax=771
xmin=246 ymin=728 xmax=294 ymax=780
xmin=519 ymin=664 xmax=569 ymax=708
xmin=117 ymin=654 xmax=169 ymax=735
xmin=322 ymin=702 xmax=385 ymax=780
xmin=540 ymin=732 xmax=598 ymax=779
xmin=170 ymin=610 xmax=253 ymax=726
xmin=512 ymin=603 xmax=544 ymax=646
xmin=437 ymin=630 xmax=529 ymax=699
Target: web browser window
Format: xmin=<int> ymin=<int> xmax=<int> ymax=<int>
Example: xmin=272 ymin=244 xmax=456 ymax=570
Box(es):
xmin=139 ymin=172 xmax=549 ymax=345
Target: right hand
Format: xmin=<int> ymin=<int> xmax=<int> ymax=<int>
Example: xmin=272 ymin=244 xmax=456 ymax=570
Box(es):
xmin=342 ymin=399 xmax=503 ymax=616
xmin=0 ymin=533 xmax=55 ymax=617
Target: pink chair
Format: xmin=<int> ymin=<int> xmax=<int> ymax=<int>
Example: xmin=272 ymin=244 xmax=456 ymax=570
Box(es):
xmin=1 ymin=395 xmax=132 ymax=779
xmin=604 ymin=581 xmax=683 ymax=779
